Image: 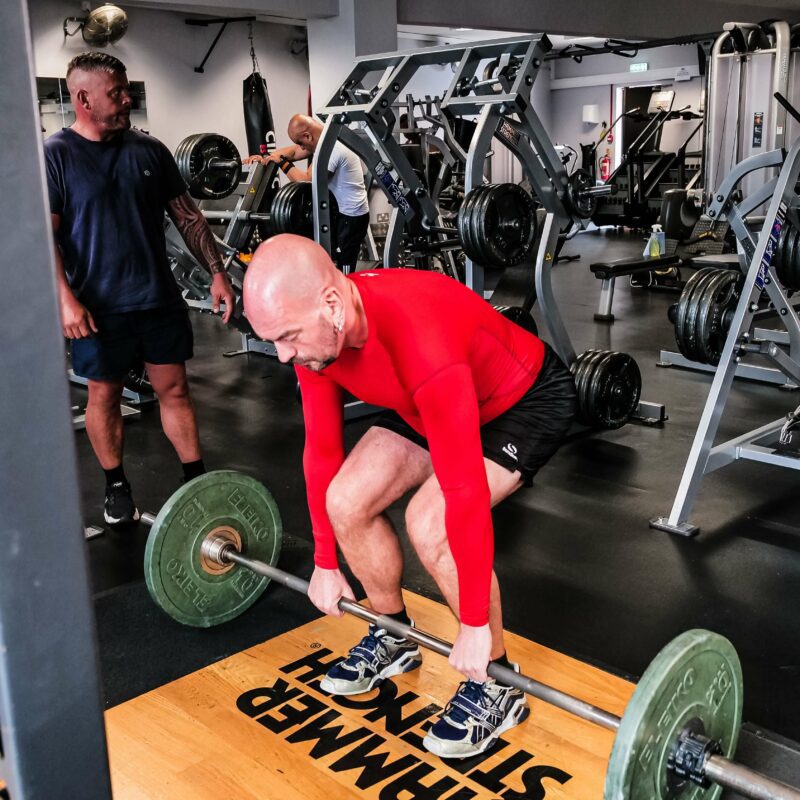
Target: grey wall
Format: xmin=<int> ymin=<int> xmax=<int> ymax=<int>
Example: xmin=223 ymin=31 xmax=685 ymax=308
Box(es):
xmin=28 ymin=0 xmax=311 ymax=157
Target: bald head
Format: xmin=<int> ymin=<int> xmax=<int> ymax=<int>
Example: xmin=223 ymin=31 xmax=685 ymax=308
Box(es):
xmin=288 ymin=114 xmax=323 ymax=152
xmin=243 ymin=234 xmax=350 ymax=371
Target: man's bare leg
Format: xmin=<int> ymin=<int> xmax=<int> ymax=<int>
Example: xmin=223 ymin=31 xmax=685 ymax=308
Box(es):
xmin=85 ymin=378 xmax=126 ymax=468
xmin=145 ymin=362 xmax=201 ymax=463
xmin=326 ymin=426 xmax=433 ymax=614
xmin=404 ymin=460 xmax=523 ymax=660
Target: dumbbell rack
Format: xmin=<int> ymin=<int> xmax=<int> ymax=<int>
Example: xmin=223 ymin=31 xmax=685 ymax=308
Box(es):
xmin=314 ymin=34 xmax=665 ymax=427
xmin=652 ymin=139 xmax=800 ymax=536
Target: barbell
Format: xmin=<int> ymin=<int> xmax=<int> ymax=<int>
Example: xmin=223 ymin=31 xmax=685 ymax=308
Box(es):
xmin=141 ymin=470 xmax=800 ymax=800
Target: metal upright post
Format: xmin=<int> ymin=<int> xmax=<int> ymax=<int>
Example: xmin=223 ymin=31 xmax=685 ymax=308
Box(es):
xmin=0 ymin=2 xmax=112 ymax=797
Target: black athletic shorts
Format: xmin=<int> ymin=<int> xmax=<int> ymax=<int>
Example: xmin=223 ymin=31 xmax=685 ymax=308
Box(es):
xmin=70 ymin=307 xmax=193 ymax=381
xmin=334 ymin=211 xmax=370 ymax=273
xmin=372 ymin=343 xmax=577 ymax=486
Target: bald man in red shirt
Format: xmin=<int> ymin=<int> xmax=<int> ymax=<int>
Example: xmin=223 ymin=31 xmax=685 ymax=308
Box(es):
xmin=243 ymin=234 xmax=576 ymax=759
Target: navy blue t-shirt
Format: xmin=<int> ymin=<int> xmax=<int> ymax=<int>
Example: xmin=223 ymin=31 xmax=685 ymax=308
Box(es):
xmin=45 ymin=127 xmax=187 ymax=315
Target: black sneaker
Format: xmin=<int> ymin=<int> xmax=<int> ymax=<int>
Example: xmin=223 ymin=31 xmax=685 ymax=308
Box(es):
xmin=104 ymin=480 xmax=140 ymax=526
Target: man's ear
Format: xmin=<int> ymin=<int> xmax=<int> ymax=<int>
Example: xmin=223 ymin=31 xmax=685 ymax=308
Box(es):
xmin=76 ymin=89 xmax=90 ymax=110
xmin=321 ymin=286 xmax=344 ymax=324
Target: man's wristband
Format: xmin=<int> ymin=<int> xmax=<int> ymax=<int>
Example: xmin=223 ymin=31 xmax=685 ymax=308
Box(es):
xmin=279 ymin=156 xmax=293 ymax=174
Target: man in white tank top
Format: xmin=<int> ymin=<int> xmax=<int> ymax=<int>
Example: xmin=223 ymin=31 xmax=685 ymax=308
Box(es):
xmin=246 ymin=114 xmax=370 ymax=273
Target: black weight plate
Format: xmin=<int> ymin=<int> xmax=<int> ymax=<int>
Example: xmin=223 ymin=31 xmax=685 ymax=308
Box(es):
xmin=589 ymin=351 xmax=642 ymax=429
xmin=457 ymin=185 xmax=486 ymax=261
xmin=569 ymin=351 xmax=594 ymax=414
xmin=575 ymin=349 xmax=608 ymax=426
xmin=581 ymin=350 xmax=611 ymax=426
xmin=462 ymin=185 xmax=491 ymax=265
xmin=695 ymin=270 xmax=743 ymax=365
xmin=684 ymin=268 xmax=723 ymax=362
xmin=683 ymin=268 xmax=720 ymax=363
xmin=183 ymin=133 xmax=241 ymax=200
xmin=483 ymin=184 xmax=538 ymax=267
xmin=472 ymin=184 xmax=498 ymax=266
xmin=672 ymin=268 xmax=711 ymax=358
xmin=774 ymin=223 xmax=792 ymax=287
xmin=568 ymin=168 xmax=596 ymax=219
xmin=675 ymin=267 xmax=717 ymax=361
xmin=573 ymin=349 xmax=602 ymax=409
xmin=585 ymin=351 xmax=613 ymax=427
xmin=457 ymin=186 xmax=485 ymax=257
xmin=786 ymin=226 xmax=800 ymax=291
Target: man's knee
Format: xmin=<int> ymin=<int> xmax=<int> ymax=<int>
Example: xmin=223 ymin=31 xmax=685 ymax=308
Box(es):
xmin=326 ymin=475 xmax=372 ymax=538
xmin=87 ymin=380 xmax=124 ymax=409
xmin=149 ymin=367 xmax=190 ymax=403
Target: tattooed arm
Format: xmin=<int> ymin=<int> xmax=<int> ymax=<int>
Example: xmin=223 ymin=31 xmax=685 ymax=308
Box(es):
xmin=167 ymin=191 xmax=235 ymax=323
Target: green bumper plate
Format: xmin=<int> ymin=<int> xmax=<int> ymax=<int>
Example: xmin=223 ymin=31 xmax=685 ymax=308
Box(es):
xmin=605 ymin=629 xmax=743 ymax=800
xmin=144 ymin=471 xmax=282 ymax=627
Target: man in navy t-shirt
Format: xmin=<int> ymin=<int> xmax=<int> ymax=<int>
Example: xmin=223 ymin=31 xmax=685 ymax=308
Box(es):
xmin=45 ymin=51 xmax=235 ymax=526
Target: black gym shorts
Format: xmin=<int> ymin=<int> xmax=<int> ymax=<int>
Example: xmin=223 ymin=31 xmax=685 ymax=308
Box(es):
xmin=70 ymin=307 xmax=194 ymax=381
xmin=372 ymin=343 xmax=577 ymax=486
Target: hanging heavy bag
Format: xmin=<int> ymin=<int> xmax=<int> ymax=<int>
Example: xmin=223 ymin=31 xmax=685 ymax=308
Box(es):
xmin=242 ymin=23 xmax=276 ymax=157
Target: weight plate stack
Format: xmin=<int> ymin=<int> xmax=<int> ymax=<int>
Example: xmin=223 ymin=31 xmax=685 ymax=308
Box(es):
xmin=673 ymin=267 xmax=743 ymax=365
xmin=672 ymin=267 xmax=720 ymax=362
xmin=693 ymin=269 xmax=743 ymax=365
xmin=174 ymin=133 xmax=242 ymax=200
xmin=269 ymin=183 xmax=339 ymax=239
xmin=457 ymin=183 xmax=537 ymax=268
xmin=571 ymin=349 xmax=641 ymax=429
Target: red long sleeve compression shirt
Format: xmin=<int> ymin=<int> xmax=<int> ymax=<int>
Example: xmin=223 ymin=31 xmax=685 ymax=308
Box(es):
xmin=296 ymin=269 xmax=545 ymax=626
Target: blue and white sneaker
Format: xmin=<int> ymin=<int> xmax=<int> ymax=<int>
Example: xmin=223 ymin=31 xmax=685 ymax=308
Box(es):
xmin=423 ymin=665 xmax=530 ymax=759
xmin=320 ymin=623 xmax=423 ymax=696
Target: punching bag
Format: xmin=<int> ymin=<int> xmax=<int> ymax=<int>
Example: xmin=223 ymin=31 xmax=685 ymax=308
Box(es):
xmin=243 ymin=71 xmax=276 ymax=157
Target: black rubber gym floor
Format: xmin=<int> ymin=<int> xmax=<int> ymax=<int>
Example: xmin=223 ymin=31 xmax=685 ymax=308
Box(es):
xmin=74 ymin=230 xmax=800 ymax=790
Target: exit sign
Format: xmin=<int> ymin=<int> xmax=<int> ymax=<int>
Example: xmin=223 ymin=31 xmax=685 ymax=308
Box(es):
xmin=629 ymin=62 xmax=649 ymax=73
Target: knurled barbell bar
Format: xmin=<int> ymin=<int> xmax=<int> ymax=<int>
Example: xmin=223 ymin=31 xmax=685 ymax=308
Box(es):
xmin=139 ymin=470 xmax=800 ymax=800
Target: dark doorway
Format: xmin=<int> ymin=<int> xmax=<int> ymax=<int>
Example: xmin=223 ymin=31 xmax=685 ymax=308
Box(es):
xmin=622 ymin=85 xmax=660 ymax=155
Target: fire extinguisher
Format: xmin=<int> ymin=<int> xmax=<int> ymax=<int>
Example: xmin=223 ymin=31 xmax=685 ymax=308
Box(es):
xmin=599 ymin=149 xmax=612 ymax=182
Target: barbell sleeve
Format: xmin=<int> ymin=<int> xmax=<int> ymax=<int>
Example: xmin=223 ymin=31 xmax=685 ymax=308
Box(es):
xmin=705 ymin=755 xmax=800 ymax=800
